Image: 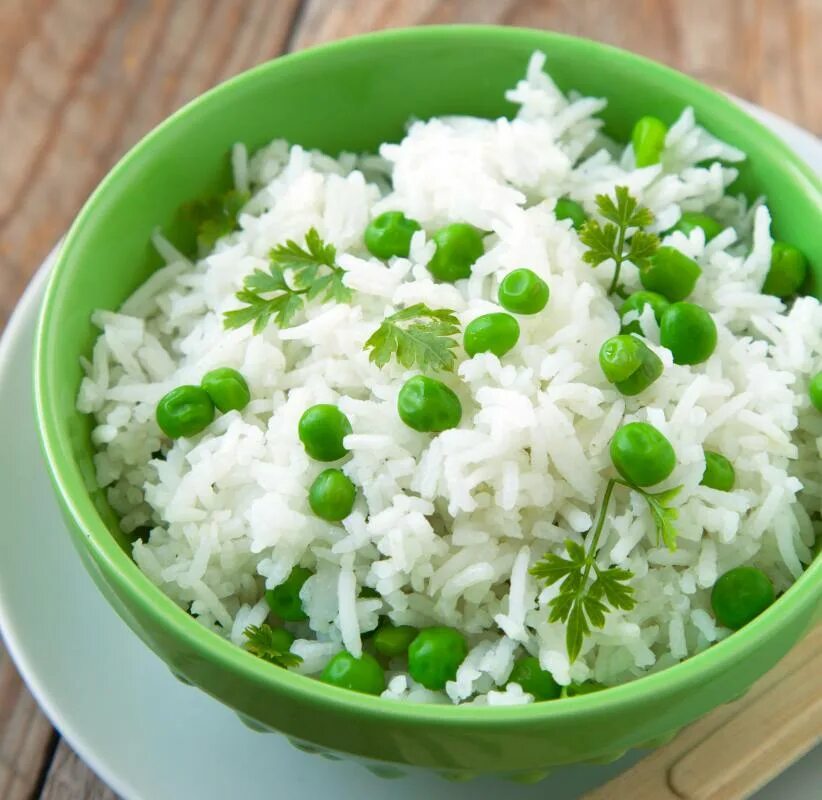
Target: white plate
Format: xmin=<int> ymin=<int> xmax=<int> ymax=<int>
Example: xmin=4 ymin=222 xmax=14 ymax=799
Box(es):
xmin=0 ymin=103 xmax=820 ymax=800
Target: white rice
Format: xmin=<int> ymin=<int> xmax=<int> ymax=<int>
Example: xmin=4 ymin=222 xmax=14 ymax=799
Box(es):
xmin=78 ymin=52 xmax=821 ymax=703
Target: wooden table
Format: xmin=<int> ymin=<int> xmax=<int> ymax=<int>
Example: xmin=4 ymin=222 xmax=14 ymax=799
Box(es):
xmin=0 ymin=1 xmax=819 ymax=797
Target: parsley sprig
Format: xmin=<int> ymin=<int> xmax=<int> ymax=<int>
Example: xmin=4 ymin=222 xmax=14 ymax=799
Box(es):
xmin=364 ymin=304 xmax=461 ymax=372
xmin=224 ymin=228 xmax=351 ymax=332
xmin=531 ymin=476 xmax=682 ymax=662
xmin=531 ymin=480 xmax=636 ymax=662
xmin=181 ymin=188 xmax=249 ymax=256
xmin=243 ymin=624 xmax=303 ymax=668
xmin=579 ymin=186 xmax=659 ymax=296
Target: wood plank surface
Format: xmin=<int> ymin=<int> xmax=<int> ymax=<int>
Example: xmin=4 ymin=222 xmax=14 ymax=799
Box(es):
xmin=39 ymin=741 xmax=119 ymax=800
xmin=0 ymin=1 xmax=818 ymax=798
xmin=0 ymin=650 xmax=56 ymax=800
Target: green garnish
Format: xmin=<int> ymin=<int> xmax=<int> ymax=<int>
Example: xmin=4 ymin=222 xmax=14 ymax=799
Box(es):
xmin=364 ymin=303 xmax=460 ymax=372
xmin=579 ymin=186 xmax=660 ymax=296
xmin=224 ymin=228 xmax=351 ymax=332
xmin=531 ymin=474 xmax=682 ymax=662
xmin=181 ymin=188 xmax=249 ymax=255
xmin=531 ymin=480 xmax=636 ymax=663
xmin=624 ymin=482 xmax=682 ymax=551
xmin=243 ymin=624 xmax=303 ymax=668
xmin=266 ymin=228 xmax=349 ymax=302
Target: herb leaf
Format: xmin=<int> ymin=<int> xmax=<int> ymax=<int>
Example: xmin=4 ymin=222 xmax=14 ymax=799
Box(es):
xmin=643 ymin=485 xmax=682 ymax=551
xmin=613 ymin=480 xmax=682 ymax=551
xmin=565 ymin=604 xmax=589 ymax=665
xmin=627 ymin=230 xmax=660 ymax=264
xmin=595 ymin=185 xmax=654 ymax=230
xmin=244 ymin=265 xmax=289 ymax=294
xmin=224 ymin=288 xmax=303 ymax=332
xmin=224 ymin=228 xmax=349 ymax=332
xmin=530 ymin=544 xmax=580 ymax=585
xmin=592 ymin=565 xmax=637 ymax=612
xmin=270 ymin=227 xmax=337 ymax=273
xmin=268 ymin=228 xmax=352 ymax=304
xmin=364 ymin=303 xmax=460 ymax=372
xmin=243 ymin=624 xmax=303 ymax=668
xmin=530 ymin=480 xmax=636 ymax=662
xmin=580 ymin=223 xmax=619 ymax=268
xmin=579 ymin=185 xmax=660 ymax=295
xmin=181 ymin=188 xmax=249 ymax=255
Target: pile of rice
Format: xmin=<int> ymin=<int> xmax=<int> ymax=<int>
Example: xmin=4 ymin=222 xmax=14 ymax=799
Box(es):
xmin=78 ymin=53 xmax=821 ymax=705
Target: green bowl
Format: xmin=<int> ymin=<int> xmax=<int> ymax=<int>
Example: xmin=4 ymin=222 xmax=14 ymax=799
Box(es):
xmin=34 ymin=26 xmax=822 ymax=780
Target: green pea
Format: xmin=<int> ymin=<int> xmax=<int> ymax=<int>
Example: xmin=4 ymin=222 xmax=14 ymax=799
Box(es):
xmin=201 ymin=367 xmax=250 ymax=413
xmin=615 ymin=348 xmax=663 ymax=396
xmin=373 ymin=623 xmax=418 ymax=658
xmin=507 ymin=657 xmax=561 ymax=701
xmin=659 ymin=302 xmax=717 ymax=365
xmin=762 ymin=242 xmax=808 ymax=298
xmin=156 ymin=385 xmax=215 ymax=439
xmin=639 ymin=246 xmax=702 ymax=301
xmin=810 ymin=371 xmax=822 ymax=411
xmin=632 ymin=116 xmax=668 ymax=167
xmin=671 ymin=211 xmax=724 ymax=242
xmin=364 ymin=211 xmax=421 ymax=259
xmin=599 ymin=335 xmax=643 ymax=382
xmin=397 ymin=375 xmax=462 ymax=433
xmin=308 ymin=468 xmax=356 ymax=522
xmin=298 ymin=404 xmax=352 ymax=462
xmin=407 ymin=627 xmax=468 ymax=690
xmin=427 ymin=223 xmax=484 ymax=282
xmin=265 ymin=566 xmax=312 ymax=621
xmin=711 ymin=566 xmax=775 ymax=630
xmin=610 ymin=422 xmax=676 ymax=487
xmin=554 ymin=198 xmax=587 ymax=230
xmin=563 ymin=681 xmax=606 ymax=698
xmin=320 ymin=651 xmax=385 ymax=695
xmin=701 ymin=451 xmax=735 ymax=492
xmin=463 ymin=312 xmax=520 ymax=358
xmin=619 ymin=291 xmax=670 ymax=336
xmin=498 ymin=268 xmax=550 ymax=315
xmin=599 ymin=335 xmax=663 ymax=396
xmin=265 ymin=626 xmax=295 ymax=653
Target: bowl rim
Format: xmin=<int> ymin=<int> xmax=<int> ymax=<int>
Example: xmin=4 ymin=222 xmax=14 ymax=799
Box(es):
xmin=34 ymin=23 xmax=822 ymax=727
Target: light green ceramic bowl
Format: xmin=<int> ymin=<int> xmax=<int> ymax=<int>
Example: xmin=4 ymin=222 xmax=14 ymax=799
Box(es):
xmin=34 ymin=26 xmax=821 ymax=780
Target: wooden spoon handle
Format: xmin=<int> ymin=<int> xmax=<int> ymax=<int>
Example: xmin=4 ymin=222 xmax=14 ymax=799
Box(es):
xmin=583 ymin=626 xmax=822 ymax=800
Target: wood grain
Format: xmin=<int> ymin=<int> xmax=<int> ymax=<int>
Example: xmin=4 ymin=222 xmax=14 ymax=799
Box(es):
xmin=292 ymin=0 xmax=822 ymax=134
xmin=0 ymin=648 xmax=56 ymax=800
xmin=39 ymin=741 xmax=118 ymax=800
xmin=0 ymin=0 xmax=301 ymax=325
xmin=0 ymin=1 xmax=818 ymax=797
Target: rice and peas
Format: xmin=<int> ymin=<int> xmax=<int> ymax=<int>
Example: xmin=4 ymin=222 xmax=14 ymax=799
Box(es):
xmin=78 ymin=53 xmax=821 ymax=705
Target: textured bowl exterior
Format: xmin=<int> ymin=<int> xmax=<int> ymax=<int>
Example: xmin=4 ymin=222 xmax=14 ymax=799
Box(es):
xmin=34 ymin=26 xmax=822 ymax=778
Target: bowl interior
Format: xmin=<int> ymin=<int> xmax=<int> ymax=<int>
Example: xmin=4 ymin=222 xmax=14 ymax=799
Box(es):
xmin=35 ymin=26 xmax=821 ymax=725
